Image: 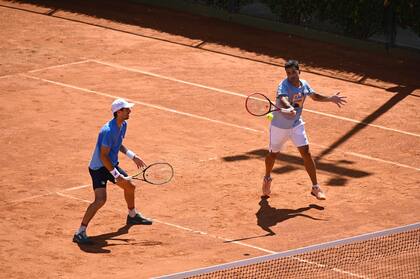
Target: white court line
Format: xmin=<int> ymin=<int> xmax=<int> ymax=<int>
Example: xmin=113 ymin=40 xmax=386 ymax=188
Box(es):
xmin=90 ymin=59 xmax=420 ymax=138
xmin=60 ymin=184 xmax=90 ymax=192
xmin=4 ymin=190 xmax=54 ymax=205
xmin=0 ymin=59 xmax=90 ymax=80
xmin=310 ymin=143 xmax=420 ymax=172
xmin=21 ymin=74 xmax=262 ymax=133
xmin=27 ymin=59 xmax=90 ymax=73
xmin=2 ymin=184 xmax=90 ymax=206
xmin=304 ymin=108 xmax=420 ymax=138
xmin=20 ymin=73 xmax=420 ymax=172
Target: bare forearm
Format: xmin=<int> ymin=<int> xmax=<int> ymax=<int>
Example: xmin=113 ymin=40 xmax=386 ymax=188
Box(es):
xmin=119 ymin=144 xmax=128 ymax=154
xmin=311 ymin=91 xmax=347 ymax=107
xmin=311 ymin=92 xmax=331 ymax=102
xmin=100 ymin=154 xmax=114 ymax=171
xmin=279 ymin=96 xmax=293 ymax=108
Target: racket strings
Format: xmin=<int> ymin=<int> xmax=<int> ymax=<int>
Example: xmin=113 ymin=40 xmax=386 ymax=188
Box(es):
xmin=143 ymin=163 xmax=173 ymax=185
xmin=246 ymin=94 xmax=271 ymax=116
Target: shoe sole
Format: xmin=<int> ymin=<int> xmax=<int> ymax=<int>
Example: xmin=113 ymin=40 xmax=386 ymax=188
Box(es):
xmin=73 ymin=236 xmax=93 ymax=245
xmin=311 ymin=192 xmax=326 ymax=200
xmin=127 ymin=221 xmax=153 ymax=225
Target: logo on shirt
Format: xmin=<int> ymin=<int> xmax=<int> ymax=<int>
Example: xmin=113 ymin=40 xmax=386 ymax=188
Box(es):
xmin=291 ymin=92 xmax=304 ymax=108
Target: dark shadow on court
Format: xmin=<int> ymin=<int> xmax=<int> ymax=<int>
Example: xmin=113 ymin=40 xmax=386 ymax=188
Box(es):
xmin=316 ymin=85 xmax=416 ymax=159
xmin=225 ymin=197 xmax=324 ymax=241
xmin=3 ymin=0 xmax=420 ymax=91
xmin=75 ymin=224 xmax=163 ymax=253
xmin=223 ymin=148 xmax=372 ymax=186
xmin=75 ymin=224 xmax=135 ymax=253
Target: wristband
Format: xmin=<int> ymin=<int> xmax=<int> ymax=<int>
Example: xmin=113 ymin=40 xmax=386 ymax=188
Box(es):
xmin=110 ymin=168 xmax=121 ymax=179
xmin=126 ymin=150 xmax=136 ymax=160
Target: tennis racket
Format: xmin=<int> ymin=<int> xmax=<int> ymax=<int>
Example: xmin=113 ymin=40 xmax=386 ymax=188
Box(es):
xmin=130 ymin=162 xmax=174 ymax=185
xmin=245 ymin=93 xmax=295 ymax=117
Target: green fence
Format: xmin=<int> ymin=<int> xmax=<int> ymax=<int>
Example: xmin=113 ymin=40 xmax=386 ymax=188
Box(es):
xmin=131 ymin=0 xmax=420 ymax=51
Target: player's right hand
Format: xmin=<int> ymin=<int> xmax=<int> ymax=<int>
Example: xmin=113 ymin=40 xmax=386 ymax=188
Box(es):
xmin=281 ymin=107 xmax=296 ymax=117
xmin=116 ymin=175 xmax=131 ymax=183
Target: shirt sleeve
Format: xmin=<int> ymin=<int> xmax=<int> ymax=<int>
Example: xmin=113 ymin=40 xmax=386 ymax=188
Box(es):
xmin=303 ymin=80 xmax=314 ymax=96
xmin=277 ymin=81 xmax=288 ymax=97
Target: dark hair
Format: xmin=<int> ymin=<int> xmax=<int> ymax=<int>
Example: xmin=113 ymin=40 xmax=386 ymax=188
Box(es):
xmin=285 ymin=60 xmax=299 ymax=71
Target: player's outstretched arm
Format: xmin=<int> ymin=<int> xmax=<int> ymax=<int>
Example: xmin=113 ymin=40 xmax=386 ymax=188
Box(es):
xmin=310 ymin=92 xmax=347 ymax=108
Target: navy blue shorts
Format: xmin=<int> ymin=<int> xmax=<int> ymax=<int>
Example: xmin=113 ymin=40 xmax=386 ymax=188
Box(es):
xmin=88 ymin=165 xmax=128 ymax=189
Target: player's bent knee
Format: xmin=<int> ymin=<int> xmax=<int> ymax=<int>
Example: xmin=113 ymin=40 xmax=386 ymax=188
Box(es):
xmin=117 ymin=179 xmax=136 ymax=191
xmin=93 ymin=198 xmax=106 ymax=207
xmin=298 ymin=145 xmax=310 ymax=155
xmin=126 ymin=181 xmax=136 ymax=190
xmin=130 ymin=181 xmax=137 ymax=188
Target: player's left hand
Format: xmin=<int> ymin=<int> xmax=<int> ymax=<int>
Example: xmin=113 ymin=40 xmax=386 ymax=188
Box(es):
xmin=133 ymin=156 xmax=147 ymax=169
xmin=329 ymin=92 xmax=347 ymax=108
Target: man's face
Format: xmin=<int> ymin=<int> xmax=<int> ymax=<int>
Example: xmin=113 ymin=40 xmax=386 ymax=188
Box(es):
xmin=286 ymin=67 xmax=300 ymax=84
xmin=117 ymin=107 xmax=131 ymax=120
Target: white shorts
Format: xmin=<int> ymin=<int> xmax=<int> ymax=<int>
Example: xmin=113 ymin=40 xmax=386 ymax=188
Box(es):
xmin=269 ymin=124 xmax=309 ymax=153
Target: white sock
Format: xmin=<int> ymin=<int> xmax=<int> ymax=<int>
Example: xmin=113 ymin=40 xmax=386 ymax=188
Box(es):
xmin=128 ymin=208 xmax=138 ymax=218
xmin=76 ymin=225 xmax=87 ymax=234
xmin=312 ymin=184 xmax=320 ymax=189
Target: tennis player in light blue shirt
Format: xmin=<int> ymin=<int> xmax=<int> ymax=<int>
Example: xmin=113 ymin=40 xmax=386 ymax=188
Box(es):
xmin=262 ymin=60 xmax=347 ymax=200
xmin=271 ymin=78 xmax=314 ymax=129
xmin=73 ymin=98 xmax=153 ymax=245
xmin=89 ymin=118 xmax=127 ymax=170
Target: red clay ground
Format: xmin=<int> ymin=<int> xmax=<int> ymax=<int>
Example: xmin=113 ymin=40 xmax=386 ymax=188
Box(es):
xmin=0 ymin=1 xmax=419 ymax=278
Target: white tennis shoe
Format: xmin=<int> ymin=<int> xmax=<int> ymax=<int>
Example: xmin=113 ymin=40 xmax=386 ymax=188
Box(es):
xmin=311 ymin=186 xmax=326 ymax=200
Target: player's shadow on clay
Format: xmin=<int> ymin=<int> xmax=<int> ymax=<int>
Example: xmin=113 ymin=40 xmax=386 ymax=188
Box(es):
xmin=74 ymin=224 xmax=133 ymax=253
xmin=225 ymin=197 xmax=324 ymax=242
xmin=75 ymin=224 xmax=162 ymax=253
xmin=256 ymin=197 xmax=325 ymax=235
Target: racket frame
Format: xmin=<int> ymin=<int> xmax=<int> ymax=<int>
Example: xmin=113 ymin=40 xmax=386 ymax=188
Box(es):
xmin=245 ymin=93 xmax=294 ymax=116
xmin=130 ymin=162 xmax=174 ymax=185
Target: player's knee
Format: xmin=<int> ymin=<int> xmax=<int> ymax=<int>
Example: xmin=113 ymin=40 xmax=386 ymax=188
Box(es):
xmin=300 ymin=149 xmax=310 ymax=158
xmin=94 ymin=197 xmax=107 ymax=207
xmin=267 ymin=151 xmax=278 ymax=159
xmin=126 ymin=181 xmax=136 ymax=191
xmin=118 ymin=179 xmax=136 ymax=191
xmin=299 ymin=145 xmax=311 ymax=157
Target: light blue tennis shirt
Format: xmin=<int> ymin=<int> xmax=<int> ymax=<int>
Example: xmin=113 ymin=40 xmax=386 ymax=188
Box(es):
xmin=89 ymin=118 xmax=127 ymax=170
xmin=271 ymin=78 xmax=314 ymax=129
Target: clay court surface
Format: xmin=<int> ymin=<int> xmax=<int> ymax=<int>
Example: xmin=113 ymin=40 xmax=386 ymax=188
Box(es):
xmin=0 ymin=1 xmax=419 ymax=278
